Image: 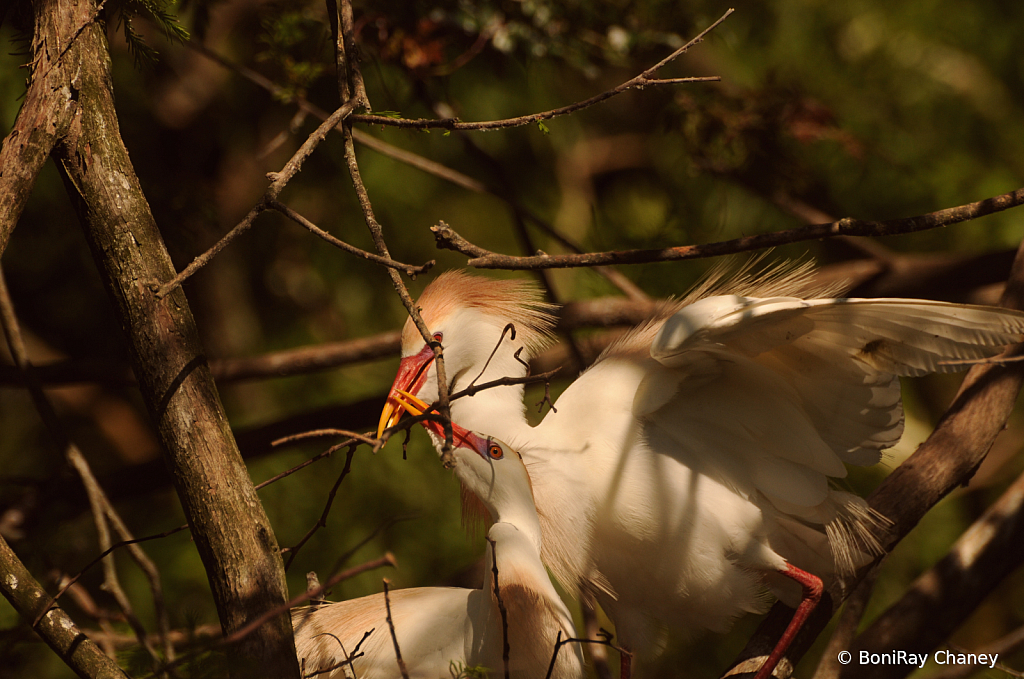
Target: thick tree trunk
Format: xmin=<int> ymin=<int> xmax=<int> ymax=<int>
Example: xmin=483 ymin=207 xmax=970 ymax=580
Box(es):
xmin=0 ymin=0 xmax=83 ymax=256
xmin=10 ymin=0 xmax=301 ymax=676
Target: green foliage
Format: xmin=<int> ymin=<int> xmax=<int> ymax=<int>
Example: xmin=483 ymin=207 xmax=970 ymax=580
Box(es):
xmin=450 ymin=660 xmax=491 ymax=678
xmin=111 ymin=0 xmax=190 ymax=67
xmin=256 ymin=6 xmax=330 ymax=103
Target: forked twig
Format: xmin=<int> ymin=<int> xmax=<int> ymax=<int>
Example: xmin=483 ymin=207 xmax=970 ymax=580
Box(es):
xmin=544 ymin=628 xmax=632 ymax=679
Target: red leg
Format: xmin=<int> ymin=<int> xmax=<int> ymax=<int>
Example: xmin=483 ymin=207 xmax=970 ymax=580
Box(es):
xmin=619 ymin=646 xmax=632 ymax=679
xmin=752 ymin=563 xmax=823 ymax=679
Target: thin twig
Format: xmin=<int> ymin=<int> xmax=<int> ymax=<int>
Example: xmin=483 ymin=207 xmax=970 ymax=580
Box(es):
xmin=343 ymin=10 xmax=733 ymax=131
xmin=43 ymin=525 xmax=190 ymax=625
xmin=154 ymin=98 xmax=359 ymax=298
xmin=160 ymin=554 xmax=397 ymax=675
xmin=171 ymin=32 xmax=649 ymax=301
xmin=432 ymin=186 xmax=1024 ymax=269
xmin=267 ymin=200 xmax=433 ymax=277
xmin=449 ymin=368 xmax=562 ymax=403
xmin=486 ymin=537 xmax=511 ymax=679
xmin=382 ymin=579 xmax=411 ymax=679
xmin=464 ymin=323 xmax=518 ymax=392
xmin=283 ymin=445 xmax=357 ymax=570
xmin=257 ymin=437 xmax=362 ymax=491
xmin=544 ymin=629 xmax=631 ymax=679
xmin=329 ymin=11 xmax=456 ymax=467
xmin=271 ymin=428 xmax=377 ymax=449
xmin=0 ymin=266 xmax=174 ymax=671
xmin=303 ymin=630 xmax=372 ymax=678
xmin=69 ymin=449 xmax=165 ymax=672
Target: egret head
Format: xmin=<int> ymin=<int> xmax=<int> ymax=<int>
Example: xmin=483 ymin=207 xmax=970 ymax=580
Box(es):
xmin=377 ymin=271 xmax=555 ymax=438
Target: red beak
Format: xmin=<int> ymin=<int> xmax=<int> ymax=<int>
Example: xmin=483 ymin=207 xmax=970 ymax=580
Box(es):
xmin=377 ymin=344 xmax=435 ymax=439
xmin=384 ymin=388 xmax=489 ymax=459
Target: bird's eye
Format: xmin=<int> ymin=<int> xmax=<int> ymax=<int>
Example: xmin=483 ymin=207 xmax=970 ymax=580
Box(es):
xmin=432 ymin=332 xmax=443 ymax=342
xmin=488 ymin=444 xmax=503 ymax=460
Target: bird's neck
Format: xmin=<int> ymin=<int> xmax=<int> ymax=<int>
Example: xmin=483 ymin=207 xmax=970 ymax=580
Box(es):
xmin=449 ymin=342 xmax=534 ymax=443
xmin=480 ymin=521 xmax=579 ymax=677
xmin=492 ymin=502 xmax=545 ymax=557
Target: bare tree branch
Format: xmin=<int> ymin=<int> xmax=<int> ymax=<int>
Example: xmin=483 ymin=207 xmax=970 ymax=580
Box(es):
xmin=343 ymin=10 xmax=733 ymax=131
xmin=431 ymin=187 xmax=1024 ymax=269
xmin=0 ymin=533 xmax=131 ymax=679
xmin=0 ymin=264 xmax=176 ymax=674
xmin=486 ymin=536 xmax=511 ymax=679
xmin=153 ymin=99 xmax=359 ymax=299
xmin=326 ymin=3 xmax=457 ymax=463
xmin=282 ymin=444 xmax=358 ymax=571
xmin=267 ymin=200 xmax=434 ymax=276
xmin=38 ymin=0 xmax=300 ymax=672
xmin=842 ymin=464 xmax=1024 ymax=679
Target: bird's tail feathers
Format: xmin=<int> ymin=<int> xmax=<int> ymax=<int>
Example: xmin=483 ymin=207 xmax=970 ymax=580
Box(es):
xmin=824 ymin=492 xmax=889 ymax=575
xmin=765 ymin=491 xmax=889 ymax=579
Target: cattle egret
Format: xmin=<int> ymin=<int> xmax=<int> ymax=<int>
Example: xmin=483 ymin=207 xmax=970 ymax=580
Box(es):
xmin=293 ymin=421 xmax=584 ymax=679
xmin=377 ymin=265 xmax=1024 ymax=678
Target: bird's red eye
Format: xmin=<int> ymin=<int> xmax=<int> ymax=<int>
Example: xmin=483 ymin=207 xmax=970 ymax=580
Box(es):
xmin=488 ymin=444 xmax=503 ymax=460
xmin=432 ymin=332 xmax=443 ymax=342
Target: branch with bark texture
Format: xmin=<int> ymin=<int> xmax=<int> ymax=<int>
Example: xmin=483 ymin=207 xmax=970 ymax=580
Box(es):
xmin=19 ymin=0 xmax=303 ymax=674
xmin=840 ymin=463 xmax=1024 ymax=679
xmin=432 ymin=186 xmax=1024 ymax=269
xmin=0 ymin=534 xmax=130 ymax=679
xmin=5 ymin=246 xmax=1016 ymax=389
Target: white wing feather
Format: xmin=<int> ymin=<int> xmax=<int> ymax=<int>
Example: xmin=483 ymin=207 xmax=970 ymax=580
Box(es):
xmin=637 ymin=295 xmax=1024 ymax=568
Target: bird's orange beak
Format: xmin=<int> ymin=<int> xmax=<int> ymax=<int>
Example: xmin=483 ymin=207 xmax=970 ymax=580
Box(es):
xmin=377 ymin=345 xmax=436 ymax=439
xmin=388 ymin=390 xmax=487 ymax=457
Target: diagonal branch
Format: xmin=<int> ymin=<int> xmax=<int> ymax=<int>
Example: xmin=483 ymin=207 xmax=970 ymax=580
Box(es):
xmin=154 ymin=99 xmax=359 ymax=299
xmin=328 ymin=0 xmax=457 ymax=462
xmin=1 ymin=264 xmax=174 ymax=673
xmin=486 ymin=537 xmax=511 ymax=679
xmin=842 ymin=464 xmax=1024 ymax=679
xmin=266 ymin=200 xmax=433 ymax=276
xmin=382 ymin=579 xmax=411 ymax=679
xmin=0 ymin=533 xmax=130 ymax=679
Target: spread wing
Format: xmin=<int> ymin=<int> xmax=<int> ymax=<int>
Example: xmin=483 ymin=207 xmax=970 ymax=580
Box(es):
xmin=634 ymin=295 xmax=1024 ymax=521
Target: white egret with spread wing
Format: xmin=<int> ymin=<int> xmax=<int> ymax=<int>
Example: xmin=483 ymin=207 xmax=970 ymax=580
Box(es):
xmin=377 ymin=265 xmax=1024 ymax=678
xmin=294 ymin=421 xmax=584 ymax=679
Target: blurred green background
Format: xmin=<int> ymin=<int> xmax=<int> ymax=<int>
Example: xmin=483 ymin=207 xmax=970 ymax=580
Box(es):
xmin=2 ymin=0 xmax=1024 ymax=677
